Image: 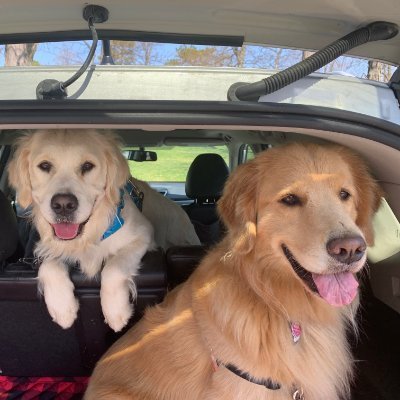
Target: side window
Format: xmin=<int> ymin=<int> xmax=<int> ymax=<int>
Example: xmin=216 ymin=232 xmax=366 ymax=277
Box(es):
xmin=126 ymin=145 xmax=229 ymax=182
xmin=246 ymin=147 xmax=255 ymax=161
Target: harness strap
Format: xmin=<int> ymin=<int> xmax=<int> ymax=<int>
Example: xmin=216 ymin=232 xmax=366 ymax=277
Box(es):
xmin=125 ymin=179 xmax=144 ymax=212
xmin=102 ymin=180 xmax=144 ymax=240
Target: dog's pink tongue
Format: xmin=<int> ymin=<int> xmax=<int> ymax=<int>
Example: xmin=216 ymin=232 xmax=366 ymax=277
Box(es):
xmin=312 ymin=272 xmax=358 ymax=307
xmin=52 ymin=223 xmax=80 ymax=240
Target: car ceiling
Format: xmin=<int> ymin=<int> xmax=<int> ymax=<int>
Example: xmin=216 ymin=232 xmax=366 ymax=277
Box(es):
xmin=0 ymin=0 xmax=400 ymax=65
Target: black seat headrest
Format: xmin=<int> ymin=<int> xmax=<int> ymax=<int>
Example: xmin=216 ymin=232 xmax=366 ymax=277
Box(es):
xmin=0 ymin=190 xmax=18 ymax=262
xmin=185 ymin=154 xmax=229 ymax=200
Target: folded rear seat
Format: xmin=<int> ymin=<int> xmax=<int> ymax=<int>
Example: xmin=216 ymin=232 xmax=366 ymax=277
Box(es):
xmin=0 ymin=190 xmax=18 ymax=265
xmin=166 ymin=245 xmax=207 ymax=289
xmin=0 ymin=246 xmax=167 ymax=375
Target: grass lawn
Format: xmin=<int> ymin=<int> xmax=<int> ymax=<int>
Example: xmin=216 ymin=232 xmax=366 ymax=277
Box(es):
xmin=128 ymin=146 xmax=229 ymax=182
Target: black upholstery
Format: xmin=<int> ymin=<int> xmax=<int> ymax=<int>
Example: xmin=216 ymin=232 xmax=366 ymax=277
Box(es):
xmin=0 ymin=190 xmax=18 ymax=263
xmin=166 ymin=245 xmax=207 ymax=289
xmin=0 ymin=249 xmax=167 ymax=375
xmin=184 ymin=154 xmax=229 ymax=245
xmin=17 ymin=220 xmax=40 ymax=259
xmin=185 ymin=153 xmax=229 ymax=200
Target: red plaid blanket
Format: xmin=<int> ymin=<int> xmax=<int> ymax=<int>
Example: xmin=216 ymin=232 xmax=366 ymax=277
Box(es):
xmin=0 ymin=377 xmax=88 ymax=399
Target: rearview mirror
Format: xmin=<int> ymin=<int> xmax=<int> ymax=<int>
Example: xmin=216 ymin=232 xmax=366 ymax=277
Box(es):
xmin=123 ymin=149 xmax=157 ymax=162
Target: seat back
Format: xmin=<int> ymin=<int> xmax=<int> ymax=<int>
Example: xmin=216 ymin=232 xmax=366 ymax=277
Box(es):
xmin=166 ymin=245 xmax=206 ymax=289
xmin=0 ymin=249 xmax=167 ymax=375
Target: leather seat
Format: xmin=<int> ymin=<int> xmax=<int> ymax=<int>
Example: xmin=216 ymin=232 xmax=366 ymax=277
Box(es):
xmin=0 ymin=210 xmax=167 ymax=376
xmin=0 ymin=190 xmax=18 ymax=265
xmin=184 ymin=153 xmax=229 ymax=246
xmin=166 ymin=245 xmax=207 ymax=289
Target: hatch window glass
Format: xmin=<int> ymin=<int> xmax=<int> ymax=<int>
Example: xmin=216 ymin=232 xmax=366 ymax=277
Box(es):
xmin=1 ymin=41 xmax=396 ymax=82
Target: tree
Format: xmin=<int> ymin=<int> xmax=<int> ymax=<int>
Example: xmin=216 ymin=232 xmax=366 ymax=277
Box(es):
xmin=166 ymin=45 xmax=228 ymax=66
xmin=367 ymin=60 xmax=393 ymax=82
xmin=109 ymin=41 xmax=160 ymax=65
xmin=54 ymin=44 xmax=87 ymax=65
xmin=302 ymin=50 xmax=314 ymax=60
xmin=230 ymin=47 xmax=246 ymax=68
xmin=5 ymin=43 xmax=37 ymax=66
xmin=47 ymin=40 xmax=161 ymax=66
xmin=246 ymin=47 xmax=301 ymax=70
xmin=109 ymin=41 xmax=136 ymax=64
xmin=166 ymin=45 xmax=248 ymax=67
xmin=137 ymin=42 xmax=161 ymax=65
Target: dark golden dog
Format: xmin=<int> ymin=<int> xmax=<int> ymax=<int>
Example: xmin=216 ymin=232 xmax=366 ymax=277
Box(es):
xmin=85 ymin=143 xmax=382 ymax=400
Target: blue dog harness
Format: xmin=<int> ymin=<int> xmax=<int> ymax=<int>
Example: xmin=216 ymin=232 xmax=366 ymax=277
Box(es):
xmin=102 ymin=180 xmax=144 ymax=240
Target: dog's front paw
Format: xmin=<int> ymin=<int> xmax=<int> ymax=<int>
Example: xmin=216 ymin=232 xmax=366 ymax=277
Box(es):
xmin=44 ymin=291 xmax=79 ymax=329
xmin=104 ymin=305 xmax=133 ymax=332
xmin=101 ymin=287 xmax=133 ymax=332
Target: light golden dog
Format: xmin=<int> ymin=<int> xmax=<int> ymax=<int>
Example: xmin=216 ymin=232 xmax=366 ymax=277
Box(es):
xmin=85 ymin=142 xmax=382 ymax=400
xmin=8 ymin=129 xmax=200 ymax=332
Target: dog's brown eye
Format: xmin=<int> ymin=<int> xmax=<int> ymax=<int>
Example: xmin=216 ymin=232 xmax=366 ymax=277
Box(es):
xmin=81 ymin=161 xmax=95 ymax=174
xmin=280 ymin=194 xmax=301 ymax=206
xmin=38 ymin=161 xmax=52 ymax=172
xmin=339 ymin=189 xmax=351 ymax=201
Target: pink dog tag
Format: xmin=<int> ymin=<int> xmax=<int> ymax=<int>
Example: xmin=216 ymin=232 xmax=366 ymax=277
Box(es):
xmin=290 ymin=322 xmax=302 ymax=343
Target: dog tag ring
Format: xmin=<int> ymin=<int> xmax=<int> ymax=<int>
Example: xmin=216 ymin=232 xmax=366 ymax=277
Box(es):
xmin=292 ymin=387 xmax=305 ymax=400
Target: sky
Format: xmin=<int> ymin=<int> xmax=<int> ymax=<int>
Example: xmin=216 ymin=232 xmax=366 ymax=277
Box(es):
xmin=0 ymin=41 xmax=181 ymax=66
xmin=0 ymin=40 xmax=394 ymax=82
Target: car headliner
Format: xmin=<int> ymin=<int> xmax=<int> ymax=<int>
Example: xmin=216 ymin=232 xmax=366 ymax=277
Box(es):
xmin=0 ymin=0 xmax=399 ymax=65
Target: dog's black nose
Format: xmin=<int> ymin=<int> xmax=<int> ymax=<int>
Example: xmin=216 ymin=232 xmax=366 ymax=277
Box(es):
xmin=326 ymin=236 xmax=367 ymax=264
xmin=51 ymin=193 xmax=78 ymax=215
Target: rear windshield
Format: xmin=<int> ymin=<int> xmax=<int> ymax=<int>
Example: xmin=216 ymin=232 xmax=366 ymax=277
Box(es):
xmin=0 ymin=40 xmax=397 ymax=106
xmin=1 ymin=40 xmax=396 ymax=81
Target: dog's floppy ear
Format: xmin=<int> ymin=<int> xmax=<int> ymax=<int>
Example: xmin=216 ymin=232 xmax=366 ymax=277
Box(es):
xmin=353 ymin=167 xmax=382 ymax=246
xmin=103 ymin=134 xmax=131 ymax=205
xmin=340 ymin=148 xmax=383 ymax=245
xmin=8 ymin=135 xmax=33 ymax=208
xmin=218 ymin=159 xmax=259 ymax=253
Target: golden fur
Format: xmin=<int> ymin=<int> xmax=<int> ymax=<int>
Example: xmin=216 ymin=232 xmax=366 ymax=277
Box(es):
xmin=85 ymin=143 xmax=382 ymax=399
xmin=8 ymin=129 xmax=199 ymax=332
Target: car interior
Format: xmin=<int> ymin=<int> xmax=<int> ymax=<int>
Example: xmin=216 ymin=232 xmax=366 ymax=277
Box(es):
xmin=0 ymin=3 xmax=399 ymax=397
xmin=0 ymin=125 xmax=399 ymax=399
